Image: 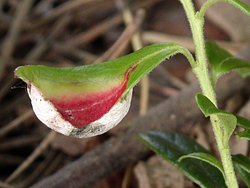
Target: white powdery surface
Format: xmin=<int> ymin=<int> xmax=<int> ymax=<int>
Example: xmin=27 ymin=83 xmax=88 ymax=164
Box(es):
xmin=28 ymin=84 xmax=132 ymax=138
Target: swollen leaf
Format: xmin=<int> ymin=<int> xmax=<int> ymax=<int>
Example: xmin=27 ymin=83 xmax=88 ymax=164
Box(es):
xmin=15 ymin=43 xmax=194 ymax=137
xmin=206 ymin=41 xmax=250 ymax=83
xmin=233 ymin=154 xmax=250 ymax=187
xmin=139 ymin=131 xmax=226 ymax=188
xmin=195 ymin=94 xmax=237 ymax=140
xmin=178 ymin=152 xmax=224 ymax=177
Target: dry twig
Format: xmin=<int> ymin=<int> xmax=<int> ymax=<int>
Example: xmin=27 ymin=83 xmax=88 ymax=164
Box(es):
xmin=0 ymin=0 xmax=33 ymax=78
xmin=0 ymin=109 xmax=33 ymax=138
xmin=5 ymin=131 xmax=57 ymax=183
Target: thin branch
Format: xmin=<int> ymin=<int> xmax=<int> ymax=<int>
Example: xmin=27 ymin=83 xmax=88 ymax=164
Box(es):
xmin=0 ymin=0 xmax=33 ymax=78
xmin=5 ymin=131 xmax=57 ymax=183
xmin=26 ymin=14 xmax=72 ymax=60
xmin=94 ymin=10 xmax=145 ymax=63
xmin=0 ymin=109 xmax=33 ymax=138
xmin=28 ymin=0 xmax=103 ymax=28
xmin=61 ymin=15 xmax=122 ymax=48
xmin=142 ymin=31 xmax=247 ymax=55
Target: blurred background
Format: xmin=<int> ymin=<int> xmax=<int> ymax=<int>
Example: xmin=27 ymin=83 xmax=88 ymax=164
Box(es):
xmin=0 ymin=0 xmax=250 ymax=187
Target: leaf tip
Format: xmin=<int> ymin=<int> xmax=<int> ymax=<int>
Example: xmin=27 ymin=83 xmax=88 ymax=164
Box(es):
xmin=14 ymin=65 xmax=34 ymax=83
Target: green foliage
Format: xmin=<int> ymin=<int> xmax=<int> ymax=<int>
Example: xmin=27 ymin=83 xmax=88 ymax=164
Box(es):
xmin=196 ymin=93 xmax=250 ymax=141
xmin=139 ymin=131 xmax=226 ymax=188
xmin=206 ymin=41 xmax=250 ymax=84
xmin=226 ymin=0 xmax=250 ymax=16
xmin=236 ymin=130 xmax=250 ymax=140
xmin=237 ymin=116 xmax=250 ymax=130
xmin=178 ymin=152 xmax=224 ymax=176
xmin=236 ymin=116 xmax=250 ymax=140
xmin=232 ymin=154 xmax=250 ymax=186
xmin=234 ymin=165 xmax=250 ymax=187
xmin=195 ymin=93 xmax=237 ymax=141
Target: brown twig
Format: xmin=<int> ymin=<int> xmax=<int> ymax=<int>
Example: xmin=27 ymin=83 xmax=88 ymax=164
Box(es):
xmin=0 ymin=109 xmax=33 ymax=138
xmin=53 ymin=46 xmax=97 ymax=65
xmin=28 ymin=0 xmax=103 ymax=28
xmin=0 ymin=154 xmax=24 ymax=166
xmin=0 ymin=75 xmax=15 ymax=101
xmin=94 ymin=10 xmax=145 ymax=64
xmin=0 ymin=0 xmax=33 ymax=79
xmin=0 ymin=136 xmax=41 ymax=151
xmin=0 ymin=181 xmax=13 ymax=188
xmin=26 ymin=14 xmax=72 ymax=60
xmin=19 ymin=150 xmax=58 ymax=188
xmin=60 ymin=15 xmax=122 ymax=48
xmin=150 ymin=79 xmax=179 ymax=97
xmin=142 ymin=31 xmax=247 ymax=55
xmin=31 ymin=74 xmax=246 ymax=188
xmin=155 ymin=65 xmax=187 ymax=89
xmin=41 ymin=153 xmax=65 ymax=178
xmin=5 ymin=131 xmax=57 ymax=183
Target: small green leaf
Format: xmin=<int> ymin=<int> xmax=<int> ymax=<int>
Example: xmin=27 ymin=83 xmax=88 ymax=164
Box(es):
xmin=195 ymin=94 xmax=237 ymax=140
xmin=234 ymin=164 xmax=250 ymax=187
xmin=236 ymin=130 xmax=250 ymax=140
xmin=139 ymin=131 xmax=226 ymax=188
xmin=206 ymin=41 xmax=232 ymax=69
xmin=235 ymin=116 xmax=250 ymax=140
xmin=233 ymin=154 xmax=250 ymax=173
xmin=226 ymin=0 xmax=250 ymax=16
xmin=236 ymin=116 xmax=250 ymax=129
xmin=233 ymin=154 xmax=250 ymax=187
xmin=206 ymin=41 xmax=250 ymax=83
xmin=179 ymin=152 xmax=224 ymax=177
xmin=218 ymin=57 xmax=250 ymax=78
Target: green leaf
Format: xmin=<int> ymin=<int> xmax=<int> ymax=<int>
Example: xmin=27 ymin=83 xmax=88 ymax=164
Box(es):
xmin=226 ymin=0 xmax=250 ymax=16
xmin=206 ymin=41 xmax=250 ymax=83
xmin=195 ymin=93 xmax=237 ymax=140
xmin=234 ymin=164 xmax=250 ymax=187
xmin=236 ymin=130 xmax=250 ymax=140
xmin=206 ymin=41 xmax=232 ymax=69
xmin=178 ymin=152 xmax=224 ymax=177
xmin=233 ymin=154 xmax=250 ymax=174
xmin=237 ymin=116 xmax=250 ymax=129
xmin=139 ymin=131 xmax=226 ymax=188
xmin=15 ymin=43 xmax=195 ymax=98
xmin=217 ymin=57 xmax=250 ymax=77
xmin=233 ymin=154 xmax=250 ymax=187
xmin=235 ymin=116 xmax=250 ymax=140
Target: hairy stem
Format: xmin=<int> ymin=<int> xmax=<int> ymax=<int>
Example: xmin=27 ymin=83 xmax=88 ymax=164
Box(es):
xmin=197 ymin=0 xmax=223 ymax=19
xmin=179 ymin=0 xmax=238 ymax=187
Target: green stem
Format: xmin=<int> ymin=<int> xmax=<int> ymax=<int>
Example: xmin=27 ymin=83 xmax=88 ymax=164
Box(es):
xmin=179 ymin=0 xmax=238 ymax=187
xmin=197 ymin=0 xmax=223 ymax=19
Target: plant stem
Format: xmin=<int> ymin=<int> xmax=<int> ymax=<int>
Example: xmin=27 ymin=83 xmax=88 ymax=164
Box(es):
xmin=197 ymin=0 xmax=223 ymax=19
xmin=179 ymin=0 xmax=238 ymax=187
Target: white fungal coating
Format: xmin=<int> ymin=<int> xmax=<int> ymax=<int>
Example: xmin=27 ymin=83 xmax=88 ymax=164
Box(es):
xmin=27 ymin=84 xmax=132 ymax=138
